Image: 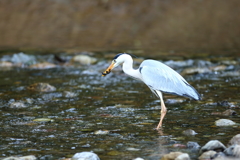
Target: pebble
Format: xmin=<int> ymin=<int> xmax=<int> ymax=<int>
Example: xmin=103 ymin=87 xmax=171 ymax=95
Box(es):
xmin=72 ymin=152 xmax=100 ymax=160
xmin=27 ymin=83 xmax=56 ymax=92
xmin=215 ymin=119 xmax=236 ymax=126
xmin=94 ymin=130 xmax=109 ymax=135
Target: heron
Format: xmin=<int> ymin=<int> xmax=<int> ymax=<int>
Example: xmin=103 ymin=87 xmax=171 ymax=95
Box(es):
xmin=102 ymin=53 xmax=201 ymax=130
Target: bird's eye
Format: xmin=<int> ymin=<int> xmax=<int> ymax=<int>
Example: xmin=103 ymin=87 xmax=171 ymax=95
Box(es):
xmin=113 ymin=60 xmax=116 ymax=63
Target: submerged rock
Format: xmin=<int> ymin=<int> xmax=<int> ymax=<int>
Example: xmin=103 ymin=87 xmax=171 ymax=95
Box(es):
xmin=211 ymin=109 xmax=237 ymax=116
xmin=215 ymin=119 xmax=236 ymax=126
xmin=72 ymin=152 xmax=100 ymax=160
xmin=200 ymin=140 xmax=226 ymax=154
xmin=27 ymin=83 xmax=56 ymax=92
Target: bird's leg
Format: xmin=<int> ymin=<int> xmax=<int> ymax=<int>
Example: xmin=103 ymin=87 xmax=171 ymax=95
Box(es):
xmin=156 ymin=91 xmax=167 ymax=130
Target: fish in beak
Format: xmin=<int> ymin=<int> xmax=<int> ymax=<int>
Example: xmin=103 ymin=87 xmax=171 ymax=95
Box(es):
xmin=102 ymin=62 xmax=115 ymax=76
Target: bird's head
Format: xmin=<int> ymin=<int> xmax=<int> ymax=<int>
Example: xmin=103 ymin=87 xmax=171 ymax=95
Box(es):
xmin=102 ymin=53 xmax=131 ymax=76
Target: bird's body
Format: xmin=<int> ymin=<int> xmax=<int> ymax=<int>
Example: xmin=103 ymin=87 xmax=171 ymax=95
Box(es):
xmin=102 ymin=53 xmax=201 ymax=129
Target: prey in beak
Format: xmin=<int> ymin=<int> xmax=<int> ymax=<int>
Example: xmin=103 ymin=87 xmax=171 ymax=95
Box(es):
xmin=102 ymin=62 xmax=115 ymax=76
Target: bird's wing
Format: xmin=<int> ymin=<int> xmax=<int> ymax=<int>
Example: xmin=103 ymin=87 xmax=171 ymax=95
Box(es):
xmin=140 ymin=60 xmax=200 ymax=100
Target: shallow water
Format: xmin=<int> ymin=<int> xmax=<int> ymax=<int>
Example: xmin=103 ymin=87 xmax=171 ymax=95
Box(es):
xmin=0 ymin=52 xmax=240 ymax=160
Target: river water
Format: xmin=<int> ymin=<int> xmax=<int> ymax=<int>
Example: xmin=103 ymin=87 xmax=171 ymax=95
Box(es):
xmin=0 ymin=51 xmax=239 ymax=160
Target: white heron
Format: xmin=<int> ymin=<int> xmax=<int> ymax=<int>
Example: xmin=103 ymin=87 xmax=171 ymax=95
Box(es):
xmin=102 ymin=53 xmax=201 ymax=130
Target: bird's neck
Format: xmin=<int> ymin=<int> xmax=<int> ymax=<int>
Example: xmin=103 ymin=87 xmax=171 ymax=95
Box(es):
xmin=122 ymin=58 xmax=142 ymax=80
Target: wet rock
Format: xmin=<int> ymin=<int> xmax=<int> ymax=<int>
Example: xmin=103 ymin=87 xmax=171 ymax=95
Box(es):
xmin=181 ymin=67 xmax=210 ymax=75
xmin=29 ymin=62 xmax=56 ymax=69
xmin=215 ymin=119 xmax=236 ymax=126
xmin=175 ymin=153 xmax=190 ymax=160
xmin=2 ymin=155 xmax=37 ymax=160
xmin=187 ymin=141 xmax=201 ymax=150
xmin=161 ymin=152 xmax=190 ymax=160
xmin=9 ymin=101 xmax=27 ymax=108
xmin=62 ymin=91 xmax=78 ymax=98
xmin=200 ymin=140 xmax=226 ymax=154
xmin=182 ymin=129 xmax=198 ymax=136
xmin=228 ymin=134 xmax=240 ymax=146
xmin=27 ymin=83 xmax=56 ymax=92
xmin=72 ymin=152 xmax=100 ymax=160
xmin=224 ymin=145 xmax=240 ymax=158
xmin=94 ymin=130 xmax=109 ymax=135
xmin=214 ymin=157 xmax=240 ymax=160
xmin=72 ymin=55 xmax=97 ymax=65
xmin=11 ymin=52 xmax=36 ymax=64
xmin=217 ymin=101 xmax=236 ymax=108
xmin=198 ymin=150 xmax=217 ymax=160
xmin=0 ymin=61 xmax=13 ymax=67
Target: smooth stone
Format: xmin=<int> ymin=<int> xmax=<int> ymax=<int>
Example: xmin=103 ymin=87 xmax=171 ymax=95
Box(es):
xmin=215 ymin=119 xmax=236 ymax=126
xmin=161 ymin=152 xmax=189 ymax=160
xmin=200 ymin=140 xmax=226 ymax=154
xmin=72 ymin=152 xmax=100 ymax=160
xmin=182 ymin=129 xmax=198 ymax=136
xmin=175 ymin=153 xmax=190 ymax=160
xmin=228 ymin=134 xmax=240 ymax=146
xmin=133 ymin=158 xmax=144 ymax=160
xmin=72 ymin=55 xmax=97 ymax=65
xmin=198 ymin=150 xmax=217 ymax=160
xmin=224 ymin=145 xmax=240 ymax=158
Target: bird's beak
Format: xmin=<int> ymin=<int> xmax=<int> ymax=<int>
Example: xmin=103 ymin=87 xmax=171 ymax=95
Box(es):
xmin=102 ymin=62 xmax=115 ymax=76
